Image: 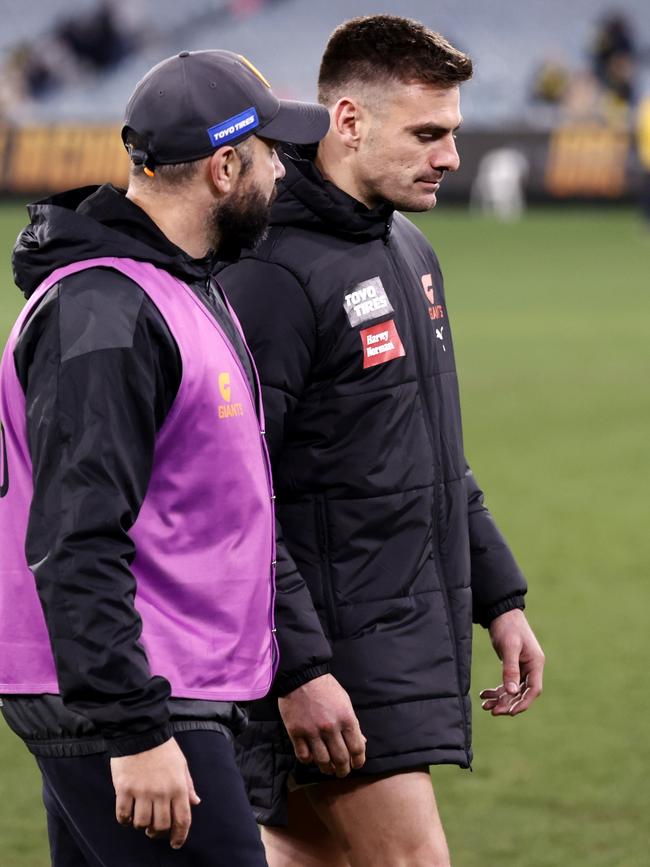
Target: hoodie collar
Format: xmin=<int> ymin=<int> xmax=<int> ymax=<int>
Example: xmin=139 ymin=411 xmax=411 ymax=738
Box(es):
xmin=12 ymin=184 xmax=215 ymax=299
xmin=270 ymin=147 xmax=394 ymax=242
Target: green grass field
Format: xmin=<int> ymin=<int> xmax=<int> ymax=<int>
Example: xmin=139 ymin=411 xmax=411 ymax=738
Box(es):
xmin=1 ymin=202 xmax=649 ymax=866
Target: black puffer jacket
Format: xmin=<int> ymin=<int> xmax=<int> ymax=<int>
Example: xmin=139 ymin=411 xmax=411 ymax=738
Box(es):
xmin=217 ymin=151 xmax=527 ymax=824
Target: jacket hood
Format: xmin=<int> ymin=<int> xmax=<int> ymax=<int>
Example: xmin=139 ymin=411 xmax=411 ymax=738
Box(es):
xmin=270 ymin=147 xmax=393 ymax=242
xmin=12 ymin=184 xmax=214 ymax=299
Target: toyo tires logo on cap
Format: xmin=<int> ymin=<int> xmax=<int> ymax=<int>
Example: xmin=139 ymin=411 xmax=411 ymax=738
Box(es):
xmin=207 ymin=107 xmax=259 ymax=147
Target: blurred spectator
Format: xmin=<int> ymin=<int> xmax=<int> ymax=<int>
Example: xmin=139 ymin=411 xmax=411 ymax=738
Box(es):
xmin=0 ymin=36 xmax=80 ymax=105
xmin=0 ymin=0 xmax=142 ymax=108
xmin=637 ymin=88 xmax=650 ymax=223
xmin=561 ymin=70 xmax=602 ymax=120
xmin=471 ymin=148 xmax=529 ymax=220
xmin=590 ymin=12 xmax=637 ymax=105
xmin=0 ymin=45 xmax=28 ymax=121
xmin=531 ymin=58 xmax=571 ymax=106
xmin=56 ymin=1 xmax=138 ymax=72
xmin=230 ymin=0 xmax=265 ymax=15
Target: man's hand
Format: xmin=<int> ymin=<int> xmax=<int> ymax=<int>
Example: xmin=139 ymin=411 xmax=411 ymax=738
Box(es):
xmin=278 ymin=673 xmax=366 ymax=777
xmin=110 ymin=737 xmax=201 ymax=849
xmin=480 ymin=608 xmax=545 ymax=717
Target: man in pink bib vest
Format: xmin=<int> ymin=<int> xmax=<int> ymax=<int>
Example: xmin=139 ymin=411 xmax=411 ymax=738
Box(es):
xmin=0 ymin=51 xmax=362 ymax=866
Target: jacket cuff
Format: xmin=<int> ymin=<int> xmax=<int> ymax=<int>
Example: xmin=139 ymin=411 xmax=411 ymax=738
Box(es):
xmin=273 ymin=663 xmax=331 ymax=698
xmin=105 ymin=723 xmax=174 ymax=758
xmin=476 ymin=594 xmax=526 ymax=629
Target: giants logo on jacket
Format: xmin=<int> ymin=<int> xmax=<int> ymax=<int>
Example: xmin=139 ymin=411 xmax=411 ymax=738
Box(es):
xmin=421 ymin=273 xmax=445 ymax=321
xmin=217 ymin=372 xmax=244 ymax=419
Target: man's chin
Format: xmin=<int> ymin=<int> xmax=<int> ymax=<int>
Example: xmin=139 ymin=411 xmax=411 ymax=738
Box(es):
xmin=394 ymin=194 xmax=438 ymax=213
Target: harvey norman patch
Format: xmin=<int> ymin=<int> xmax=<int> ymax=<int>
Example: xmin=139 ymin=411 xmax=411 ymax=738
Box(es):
xmin=344 ymin=276 xmax=394 ymax=328
xmin=360 ymin=319 xmax=406 ymax=369
xmin=207 ymin=107 xmax=259 ymax=147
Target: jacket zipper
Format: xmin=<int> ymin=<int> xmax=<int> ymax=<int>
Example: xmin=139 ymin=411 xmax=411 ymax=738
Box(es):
xmin=384 ymin=242 xmax=472 ymax=769
xmin=315 ymin=494 xmax=340 ymax=639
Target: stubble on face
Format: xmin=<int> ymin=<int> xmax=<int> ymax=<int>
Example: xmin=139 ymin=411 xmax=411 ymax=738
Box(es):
xmin=355 ymin=82 xmax=461 ymax=213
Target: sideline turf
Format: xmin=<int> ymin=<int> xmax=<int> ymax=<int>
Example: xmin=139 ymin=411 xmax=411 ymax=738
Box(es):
xmin=1 ymin=204 xmax=648 ymax=866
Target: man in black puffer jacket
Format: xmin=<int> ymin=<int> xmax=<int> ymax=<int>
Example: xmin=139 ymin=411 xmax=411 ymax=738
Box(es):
xmin=218 ymin=15 xmax=545 ymax=867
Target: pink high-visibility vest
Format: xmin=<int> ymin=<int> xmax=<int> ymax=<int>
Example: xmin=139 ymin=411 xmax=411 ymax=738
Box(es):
xmin=0 ymin=257 xmax=277 ymax=700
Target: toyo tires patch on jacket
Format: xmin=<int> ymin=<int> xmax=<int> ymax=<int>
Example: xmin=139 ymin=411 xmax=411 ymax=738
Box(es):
xmin=359 ymin=319 xmax=406 ymax=368
xmin=344 ymin=276 xmax=394 ymax=327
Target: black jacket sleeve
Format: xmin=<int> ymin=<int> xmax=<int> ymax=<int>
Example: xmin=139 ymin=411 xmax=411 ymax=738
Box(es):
xmin=14 ymin=268 xmax=181 ymax=756
xmin=219 ymin=258 xmax=332 ymax=694
xmin=465 ymin=464 xmax=527 ymax=627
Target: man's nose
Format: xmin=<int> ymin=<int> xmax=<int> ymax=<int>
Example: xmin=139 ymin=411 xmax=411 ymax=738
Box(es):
xmin=273 ymin=150 xmax=286 ymax=181
xmin=433 ymin=134 xmax=460 ymax=174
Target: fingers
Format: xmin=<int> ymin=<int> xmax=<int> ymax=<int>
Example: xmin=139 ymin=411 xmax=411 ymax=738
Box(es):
xmin=303 ymin=725 xmax=367 ymax=777
xmin=479 ymin=683 xmax=524 ymax=715
xmin=112 ymin=756 xmax=200 ymax=849
xmin=510 ymin=659 xmax=544 ymax=715
xmin=169 ymin=794 xmax=192 ymax=850
xmin=501 ymin=640 xmax=523 ymax=696
xmin=185 ymin=767 xmax=202 ymax=807
xmin=309 ymin=735 xmax=337 ymax=775
xmin=321 ymin=730 xmax=352 ymax=778
xmin=291 ymin=736 xmax=313 ymax=765
xmin=115 ymin=792 xmax=134 ymax=826
xmin=487 ymin=611 xmax=546 ymax=717
xmin=145 ymin=798 xmax=171 ymax=840
xmin=292 ymin=728 xmax=365 ymax=777
xmin=278 ymin=674 xmax=367 ymax=777
xmin=342 ymin=723 xmax=367 ymax=770
xmin=132 ymin=798 xmax=153 ymax=832
xmin=479 ymin=672 xmax=543 ymax=716
xmin=136 ymin=794 xmax=193 ymax=848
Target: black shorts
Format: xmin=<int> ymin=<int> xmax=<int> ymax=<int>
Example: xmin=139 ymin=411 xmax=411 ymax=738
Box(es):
xmin=36 ymin=729 xmax=268 ymax=867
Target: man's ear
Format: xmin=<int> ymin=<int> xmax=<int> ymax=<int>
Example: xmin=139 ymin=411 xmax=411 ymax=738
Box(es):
xmin=331 ymin=97 xmax=367 ymax=149
xmin=209 ymin=146 xmax=239 ymax=194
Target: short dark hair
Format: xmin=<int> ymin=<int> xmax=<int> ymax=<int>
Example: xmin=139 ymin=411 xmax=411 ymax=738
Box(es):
xmin=318 ymin=15 xmax=473 ymax=106
xmin=124 ymin=130 xmax=254 ymax=188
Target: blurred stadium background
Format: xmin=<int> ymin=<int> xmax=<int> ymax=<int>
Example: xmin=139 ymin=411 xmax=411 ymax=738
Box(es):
xmin=1 ymin=1 xmax=649 ymax=865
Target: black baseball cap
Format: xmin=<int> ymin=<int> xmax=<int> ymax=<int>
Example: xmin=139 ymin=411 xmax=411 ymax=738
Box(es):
xmin=122 ymin=49 xmax=330 ymax=168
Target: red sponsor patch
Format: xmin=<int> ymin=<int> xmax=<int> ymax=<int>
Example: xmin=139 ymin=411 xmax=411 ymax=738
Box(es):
xmin=359 ymin=319 xmax=406 ymax=369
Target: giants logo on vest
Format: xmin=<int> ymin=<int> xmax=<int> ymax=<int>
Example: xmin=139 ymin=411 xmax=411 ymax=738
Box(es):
xmin=421 ymin=273 xmax=445 ymax=321
xmin=217 ymin=372 xmax=244 ymax=419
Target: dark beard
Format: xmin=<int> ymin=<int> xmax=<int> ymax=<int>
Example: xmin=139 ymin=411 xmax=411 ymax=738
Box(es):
xmin=210 ymin=185 xmax=274 ymax=260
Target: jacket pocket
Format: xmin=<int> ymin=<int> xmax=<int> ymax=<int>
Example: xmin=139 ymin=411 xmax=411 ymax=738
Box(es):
xmin=314 ymin=495 xmax=341 ymax=639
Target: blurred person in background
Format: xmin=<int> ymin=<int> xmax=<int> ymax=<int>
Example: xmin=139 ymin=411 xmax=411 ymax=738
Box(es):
xmin=637 ymin=82 xmax=650 ymax=224
xmin=591 ymin=11 xmax=637 ymax=110
xmin=531 ymin=57 xmax=571 ymax=107
xmin=219 ymin=15 xmax=545 ymax=867
xmin=0 ymin=49 xmax=338 ymax=866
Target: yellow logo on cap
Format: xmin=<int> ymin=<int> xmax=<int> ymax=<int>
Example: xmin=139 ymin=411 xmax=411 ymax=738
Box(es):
xmin=238 ymin=54 xmax=271 ymax=88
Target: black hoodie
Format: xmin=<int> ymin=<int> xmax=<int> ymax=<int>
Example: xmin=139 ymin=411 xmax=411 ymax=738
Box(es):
xmin=2 ymin=184 xmax=327 ymax=758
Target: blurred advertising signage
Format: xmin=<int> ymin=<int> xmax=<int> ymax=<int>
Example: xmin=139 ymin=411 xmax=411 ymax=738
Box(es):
xmin=545 ymin=124 xmax=630 ymax=198
xmin=0 ymin=123 xmax=636 ymax=201
xmin=0 ymin=125 xmax=129 ymax=193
